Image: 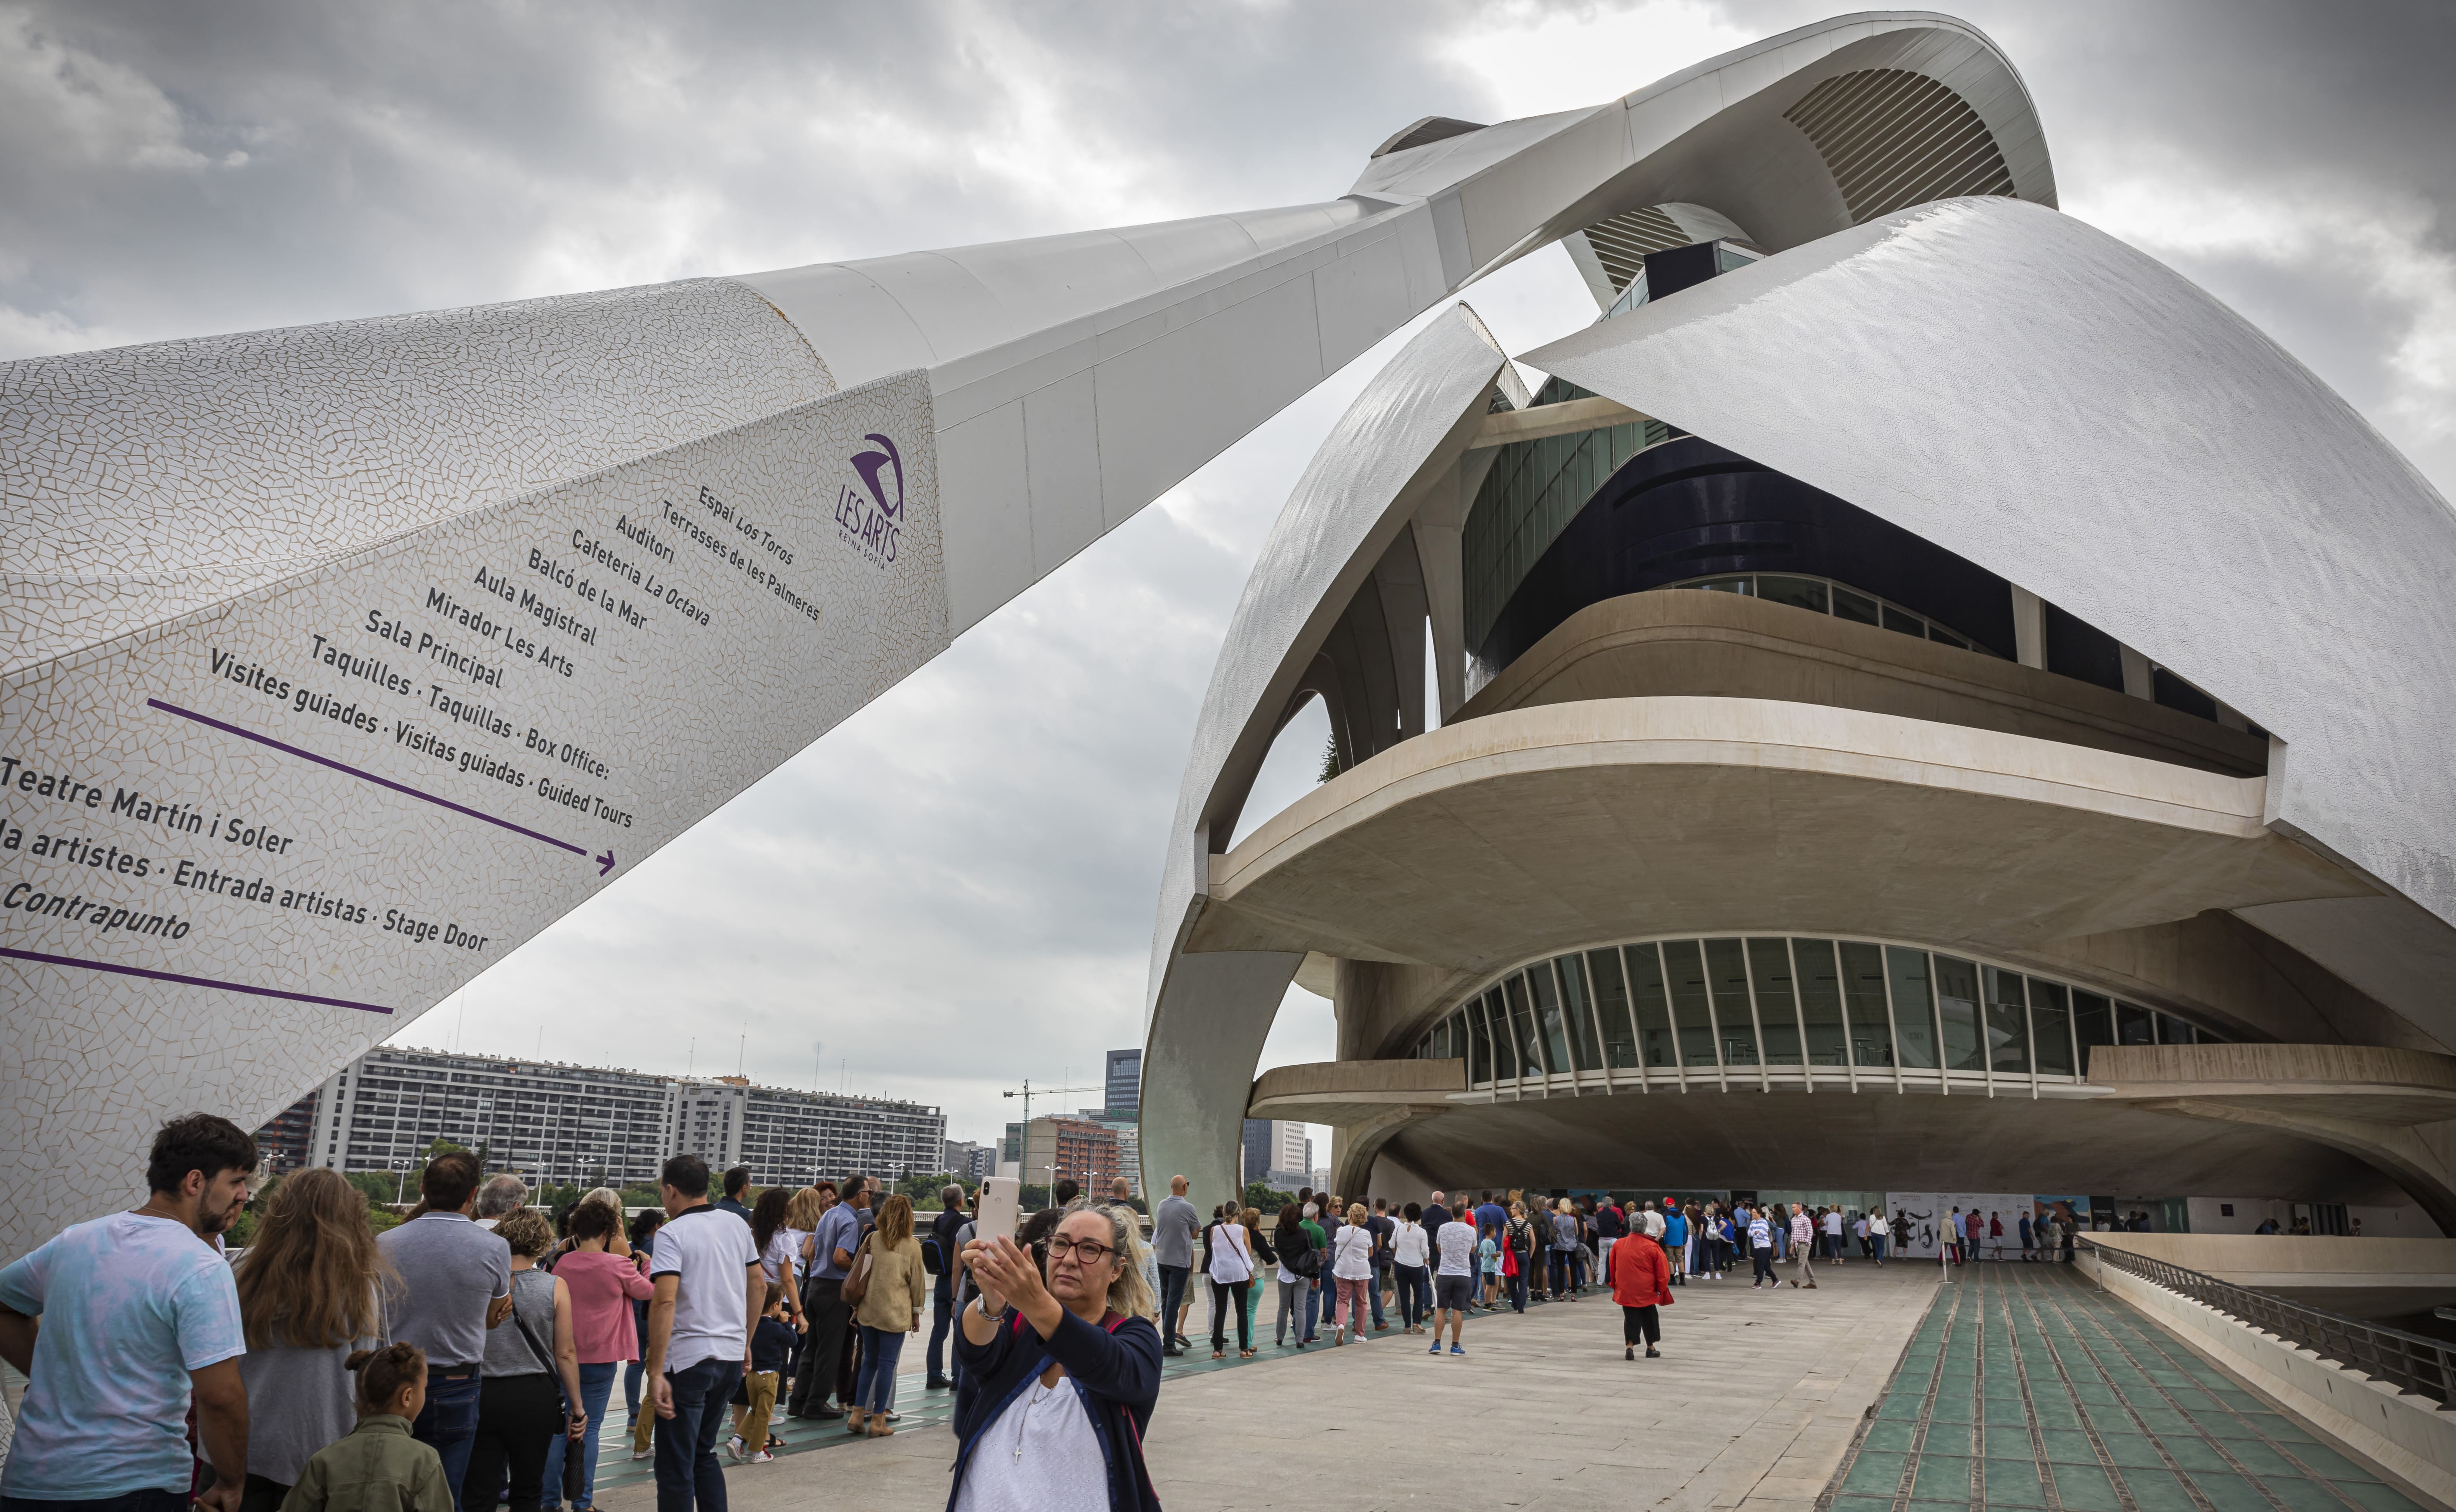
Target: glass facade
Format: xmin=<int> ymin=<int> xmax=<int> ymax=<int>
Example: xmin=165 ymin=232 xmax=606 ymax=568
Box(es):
xmin=1461 ymin=377 xmax=1675 ymax=651
xmin=1409 ymin=934 xmax=2229 ymax=1095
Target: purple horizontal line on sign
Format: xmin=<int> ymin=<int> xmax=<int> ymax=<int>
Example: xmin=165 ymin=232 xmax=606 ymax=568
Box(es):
xmin=146 ymin=697 xmax=587 ymax=857
xmin=1 ymin=946 xmax=393 ymax=1015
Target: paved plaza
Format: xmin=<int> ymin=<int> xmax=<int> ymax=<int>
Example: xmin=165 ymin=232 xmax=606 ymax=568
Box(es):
xmin=595 ymin=1258 xmax=1940 ymax=1512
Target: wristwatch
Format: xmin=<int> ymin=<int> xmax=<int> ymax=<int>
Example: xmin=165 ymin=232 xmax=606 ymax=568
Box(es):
xmin=975 ymin=1294 xmax=997 ymax=1319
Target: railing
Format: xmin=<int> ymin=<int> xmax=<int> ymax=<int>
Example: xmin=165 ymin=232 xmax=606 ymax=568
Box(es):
xmin=2082 ymin=1237 xmax=2456 ymax=1409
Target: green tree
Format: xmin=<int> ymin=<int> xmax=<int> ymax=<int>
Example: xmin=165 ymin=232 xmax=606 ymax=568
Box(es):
xmin=345 ymin=1170 xmax=415 ymax=1209
xmin=1243 ymin=1180 xmax=1296 ymax=1214
xmin=895 ymin=1172 xmax=965 ymax=1210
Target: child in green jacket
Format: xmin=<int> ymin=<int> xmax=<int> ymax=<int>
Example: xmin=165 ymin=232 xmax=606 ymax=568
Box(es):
xmin=281 ymin=1343 xmax=453 ymax=1512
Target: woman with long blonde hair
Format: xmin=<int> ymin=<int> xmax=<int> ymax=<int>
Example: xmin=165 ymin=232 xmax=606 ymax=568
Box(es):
xmin=233 ymin=1169 xmax=396 ymax=1512
xmin=849 ymin=1193 xmax=928 ymax=1436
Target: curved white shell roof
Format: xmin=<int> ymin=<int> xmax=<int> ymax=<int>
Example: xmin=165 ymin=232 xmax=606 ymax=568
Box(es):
xmin=1525 ymin=194 xmax=2456 ymax=1044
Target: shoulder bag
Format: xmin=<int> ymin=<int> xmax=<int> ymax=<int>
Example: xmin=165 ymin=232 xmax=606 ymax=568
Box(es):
xmin=1289 ymin=1228 xmax=1321 ymax=1279
xmin=840 ymin=1232 xmax=877 ymax=1306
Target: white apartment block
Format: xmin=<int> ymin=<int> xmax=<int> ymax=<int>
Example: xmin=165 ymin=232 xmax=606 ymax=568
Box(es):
xmin=299 ymin=1046 xmax=943 ymax=1187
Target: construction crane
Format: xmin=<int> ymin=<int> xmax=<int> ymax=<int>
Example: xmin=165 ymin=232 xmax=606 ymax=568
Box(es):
xmin=998 ymin=1078 xmax=1117 ymax=1201
xmin=1000 ymin=1077 xmax=1104 ymax=1134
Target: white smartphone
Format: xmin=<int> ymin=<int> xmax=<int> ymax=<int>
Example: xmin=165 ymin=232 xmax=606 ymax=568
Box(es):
xmin=974 ymin=1176 xmax=1020 ymax=1249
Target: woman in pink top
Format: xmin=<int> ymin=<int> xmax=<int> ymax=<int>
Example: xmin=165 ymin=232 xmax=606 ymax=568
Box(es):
xmin=553 ymin=1202 xmax=652 ymax=1509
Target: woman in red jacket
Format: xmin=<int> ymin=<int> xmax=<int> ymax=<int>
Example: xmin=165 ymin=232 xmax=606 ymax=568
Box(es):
xmin=1611 ymin=1231 xmax=1674 ymax=1360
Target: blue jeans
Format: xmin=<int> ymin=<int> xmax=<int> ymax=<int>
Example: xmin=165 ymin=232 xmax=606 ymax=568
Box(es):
xmin=412 ymin=1370 xmax=484 ymax=1512
xmin=926 ymin=1280 xmax=957 ymax=1383
xmin=540 ymin=1362 xmax=615 ymax=1509
xmin=654 ymin=1357 xmax=735 ymax=1512
xmin=1300 ymin=1274 xmax=1321 ymax=1340
xmin=1369 ymin=1266 xmax=1388 ymax=1327
xmin=1156 ymin=1263 xmax=1190 ymax=1346
xmin=854 ymin=1327 xmax=906 ymax=1413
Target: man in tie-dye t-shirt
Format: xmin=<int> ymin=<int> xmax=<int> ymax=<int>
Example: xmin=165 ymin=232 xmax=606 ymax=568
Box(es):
xmin=0 ymin=1115 xmax=257 ymax=1512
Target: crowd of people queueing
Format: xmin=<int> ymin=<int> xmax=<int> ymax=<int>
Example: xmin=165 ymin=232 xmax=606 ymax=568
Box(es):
xmin=0 ymin=1114 xmax=1172 ymax=1512
xmin=1156 ymin=1185 xmax=1851 ymax=1368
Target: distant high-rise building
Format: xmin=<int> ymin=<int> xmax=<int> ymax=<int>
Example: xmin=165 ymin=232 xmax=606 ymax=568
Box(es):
xmin=262 ymin=1045 xmax=943 ymax=1187
xmin=943 ymin=1140 xmax=997 ymax=1181
xmin=1104 ymin=1048 xmax=1142 ymax=1114
xmin=1019 ymin=1115 xmax=1123 ymax=1195
xmin=1238 ymin=1119 xmax=1310 ymax=1191
xmin=255 ymin=1093 xmax=321 ymax=1174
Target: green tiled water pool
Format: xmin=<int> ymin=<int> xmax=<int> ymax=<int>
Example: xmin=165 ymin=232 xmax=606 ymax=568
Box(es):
xmin=1825 ymin=1262 xmax=2422 ymax=1512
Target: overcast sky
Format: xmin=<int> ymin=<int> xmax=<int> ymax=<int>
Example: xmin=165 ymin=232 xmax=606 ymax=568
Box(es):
xmin=8 ymin=1 xmax=2452 ymax=1162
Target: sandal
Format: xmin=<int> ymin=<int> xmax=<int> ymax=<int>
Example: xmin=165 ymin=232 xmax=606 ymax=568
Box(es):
xmin=1211 ymin=1349 xmax=1224 ymax=1360
xmin=1239 ymin=1347 xmax=1255 ymax=1358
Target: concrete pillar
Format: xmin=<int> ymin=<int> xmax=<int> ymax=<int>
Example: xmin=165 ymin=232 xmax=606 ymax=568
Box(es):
xmin=2010 ymin=584 xmax=2046 ymax=669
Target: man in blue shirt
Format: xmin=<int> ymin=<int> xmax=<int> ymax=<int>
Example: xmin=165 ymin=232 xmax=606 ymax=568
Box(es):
xmin=1661 ymin=1204 xmax=1689 ymax=1286
xmin=785 ymin=1174 xmax=868 ymax=1421
xmin=0 ymin=1114 xmax=256 ymax=1512
xmin=1474 ymin=1192 xmax=1507 ymax=1238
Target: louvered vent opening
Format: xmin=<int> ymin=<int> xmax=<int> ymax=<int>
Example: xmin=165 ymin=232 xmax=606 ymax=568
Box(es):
xmin=1577 ymin=205 xmax=1690 ymax=293
xmin=1784 ymin=68 xmax=2015 ymax=223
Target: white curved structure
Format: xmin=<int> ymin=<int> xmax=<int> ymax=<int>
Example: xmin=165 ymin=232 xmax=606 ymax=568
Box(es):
xmin=1521 ymin=196 xmax=2456 ymax=1040
xmin=1140 ymin=23 xmax=2456 ymax=1225
xmin=0 ymin=10 xmax=2068 ymax=1255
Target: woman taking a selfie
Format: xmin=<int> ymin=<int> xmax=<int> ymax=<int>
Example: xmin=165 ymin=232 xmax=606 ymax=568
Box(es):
xmin=952 ymin=1201 xmax=1160 ymax=1511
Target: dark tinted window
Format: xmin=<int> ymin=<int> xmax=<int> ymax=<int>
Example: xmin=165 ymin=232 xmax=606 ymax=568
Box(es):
xmin=2044 ymin=599 xmax=2125 ymax=692
xmin=2153 ymin=667 xmax=2218 ymax=721
xmin=1757 ymin=575 xmax=1828 ymax=613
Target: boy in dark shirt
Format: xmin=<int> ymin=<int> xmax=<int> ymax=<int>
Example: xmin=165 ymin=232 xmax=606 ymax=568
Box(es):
xmin=728 ymin=1293 xmax=799 ymax=1464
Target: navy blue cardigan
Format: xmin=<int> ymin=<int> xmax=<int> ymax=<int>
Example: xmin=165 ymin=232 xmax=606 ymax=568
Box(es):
xmin=948 ymin=1305 xmax=1161 ymax=1512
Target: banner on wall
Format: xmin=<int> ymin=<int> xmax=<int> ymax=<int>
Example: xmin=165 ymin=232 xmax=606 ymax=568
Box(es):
xmin=1882 ymin=1193 xmax=2040 ymax=1257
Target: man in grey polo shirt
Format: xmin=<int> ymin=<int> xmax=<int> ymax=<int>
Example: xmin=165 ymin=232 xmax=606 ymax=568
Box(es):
xmin=1152 ymin=1175 xmax=1199 ymax=1356
xmin=376 ymin=1150 xmax=511 ymax=1512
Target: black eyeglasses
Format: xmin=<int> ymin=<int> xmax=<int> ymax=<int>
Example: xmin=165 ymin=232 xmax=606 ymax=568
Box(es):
xmin=1047 ymin=1236 xmax=1113 ymax=1264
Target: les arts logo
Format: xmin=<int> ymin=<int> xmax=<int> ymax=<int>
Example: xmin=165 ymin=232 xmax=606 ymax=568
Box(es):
xmin=833 ymin=432 xmax=904 ymax=566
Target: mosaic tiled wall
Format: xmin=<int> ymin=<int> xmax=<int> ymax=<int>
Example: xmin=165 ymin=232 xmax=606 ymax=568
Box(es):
xmin=2 ymin=284 xmax=947 ymax=1259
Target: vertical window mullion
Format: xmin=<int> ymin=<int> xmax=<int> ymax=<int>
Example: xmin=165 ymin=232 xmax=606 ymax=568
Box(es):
xmin=1879 ymin=950 xmax=1905 ymax=1095
xmin=1739 ymin=943 xmax=1771 ymax=1095
xmin=1789 ymin=938 xmax=1817 ymax=1095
